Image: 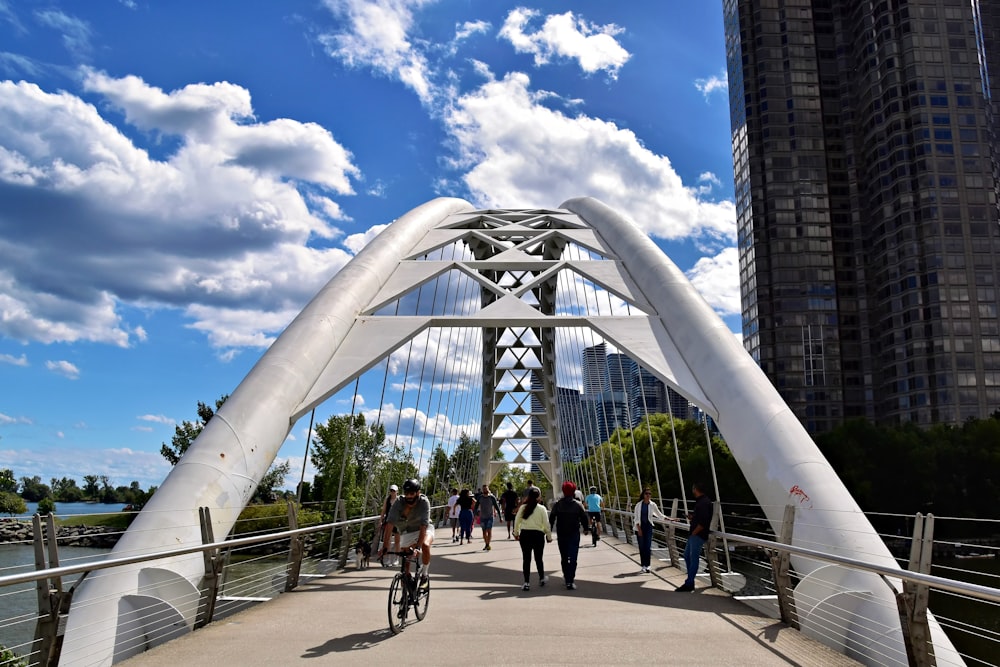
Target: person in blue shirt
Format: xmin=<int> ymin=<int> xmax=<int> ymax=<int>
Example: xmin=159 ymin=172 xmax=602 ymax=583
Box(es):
xmin=584 ymin=486 xmax=603 ymax=542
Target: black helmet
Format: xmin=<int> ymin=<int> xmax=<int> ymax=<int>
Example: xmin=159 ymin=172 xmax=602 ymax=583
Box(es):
xmin=402 ymin=478 xmax=421 ymax=493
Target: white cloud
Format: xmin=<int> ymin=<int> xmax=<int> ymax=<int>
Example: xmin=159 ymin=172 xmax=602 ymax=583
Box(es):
xmin=35 ymin=9 xmax=92 ymax=60
xmin=444 ymin=70 xmax=736 ymax=244
xmin=0 ymin=445 xmax=171 ymax=489
xmin=455 ymin=20 xmax=489 ymax=42
xmin=343 ymin=224 xmax=389 ymax=254
xmin=685 ymin=247 xmax=740 ymax=316
xmin=0 ymin=352 xmax=27 ymax=366
xmin=319 ymin=0 xmax=437 ymax=104
xmin=0 ymin=74 xmax=362 ymax=350
xmin=499 ymin=8 xmax=630 ymax=78
xmin=695 ymin=71 xmax=728 ymax=99
xmin=137 ymin=414 xmax=173 ymax=424
xmin=45 ymin=359 xmax=80 ymax=379
xmin=0 ymin=412 xmax=32 ymax=425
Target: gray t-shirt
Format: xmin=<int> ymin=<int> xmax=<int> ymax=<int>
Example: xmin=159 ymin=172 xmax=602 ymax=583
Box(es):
xmin=386 ymin=494 xmax=431 ymax=533
xmin=476 ymin=493 xmax=500 ymax=519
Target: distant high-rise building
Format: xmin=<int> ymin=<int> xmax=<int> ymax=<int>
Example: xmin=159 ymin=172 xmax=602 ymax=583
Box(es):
xmin=631 ymin=364 xmax=668 ymax=424
xmin=581 ymin=343 xmax=610 ymax=395
xmin=556 ymin=386 xmax=587 ymax=463
xmin=725 ymin=0 xmax=1000 ymax=433
xmin=666 ymin=386 xmax=689 ymax=421
xmin=607 ymin=353 xmax=636 ymax=395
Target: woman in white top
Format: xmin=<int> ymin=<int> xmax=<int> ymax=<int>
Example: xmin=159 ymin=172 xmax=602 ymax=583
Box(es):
xmin=632 ymin=488 xmax=666 ymax=573
xmin=514 ymin=487 xmax=552 ymax=590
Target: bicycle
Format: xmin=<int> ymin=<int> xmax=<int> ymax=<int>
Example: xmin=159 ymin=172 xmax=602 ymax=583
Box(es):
xmin=383 ymin=548 xmax=430 ymax=634
xmin=589 ymin=513 xmax=601 ymax=547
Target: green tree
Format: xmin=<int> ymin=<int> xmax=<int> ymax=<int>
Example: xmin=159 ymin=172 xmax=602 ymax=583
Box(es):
xmin=18 ymin=476 xmax=51 ymax=502
xmin=36 ymin=497 xmax=56 ymax=515
xmin=160 ymin=395 xmax=228 ymax=465
xmin=0 ymin=468 xmax=16 ymax=494
xmin=50 ymin=477 xmax=84 ymax=502
xmin=0 ymin=491 xmax=27 ymax=516
xmin=82 ymin=475 xmax=100 ymax=500
xmin=252 ymin=460 xmax=291 ymax=504
xmin=448 ymin=432 xmax=479 ymax=488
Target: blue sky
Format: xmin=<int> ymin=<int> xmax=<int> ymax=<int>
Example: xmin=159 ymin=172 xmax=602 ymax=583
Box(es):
xmin=0 ymin=0 xmax=737 ymax=492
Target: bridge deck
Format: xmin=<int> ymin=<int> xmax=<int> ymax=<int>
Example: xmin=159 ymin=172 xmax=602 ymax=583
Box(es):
xmin=121 ymin=531 xmax=859 ymax=666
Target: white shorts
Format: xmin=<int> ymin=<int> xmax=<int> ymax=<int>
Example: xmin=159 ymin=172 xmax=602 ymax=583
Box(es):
xmin=399 ymin=524 xmax=435 ymax=549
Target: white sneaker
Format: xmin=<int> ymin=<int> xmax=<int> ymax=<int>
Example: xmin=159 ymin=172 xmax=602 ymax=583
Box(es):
xmin=539 ymin=576 xmax=548 ymax=587
xmin=522 ymin=582 xmax=530 ymax=591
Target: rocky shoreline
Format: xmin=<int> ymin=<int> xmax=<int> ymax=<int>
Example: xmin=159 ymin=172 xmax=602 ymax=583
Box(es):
xmin=0 ymin=520 xmax=120 ymax=549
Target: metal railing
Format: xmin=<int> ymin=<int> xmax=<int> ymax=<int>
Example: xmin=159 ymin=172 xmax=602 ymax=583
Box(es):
xmin=0 ymin=502 xmax=998 ymax=666
xmin=601 ymin=503 xmax=1000 ymax=667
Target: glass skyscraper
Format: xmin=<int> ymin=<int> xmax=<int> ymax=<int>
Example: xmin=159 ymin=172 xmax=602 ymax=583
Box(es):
xmin=725 ymin=0 xmax=1000 ymax=433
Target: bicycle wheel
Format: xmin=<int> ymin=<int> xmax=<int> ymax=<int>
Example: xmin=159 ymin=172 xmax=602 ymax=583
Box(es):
xmin=413 ymin=574 xmax=430 ymax=620
xmin=388 ymin=573 xmax=408 ymax=634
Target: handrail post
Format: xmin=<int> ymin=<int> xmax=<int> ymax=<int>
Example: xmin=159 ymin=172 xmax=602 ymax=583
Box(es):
xmin=31 ymin=513 xmax=64 ymax=667
xmin=666 ymin=499 xmax=680 ymax=567
xmin=337 ymin=500 xmax=352 ymax=568
xmin=894 ymin=513 xmax=935 ymax=667
xmin=770 ymin=504 xmax=800 ymax=629
xmin=285 ymin=501 xmax=304 ymax=591
xmin=195 ymin=507 xmax=222 ymax=629
xmin=706 ymin=501 xmax=722 ymax=588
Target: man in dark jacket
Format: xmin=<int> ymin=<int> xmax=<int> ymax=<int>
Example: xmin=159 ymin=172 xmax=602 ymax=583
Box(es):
xmin=549 ymin=481 xmax=590 ymax=590
xmin=676 ymin=482 xmax=713 ymax=592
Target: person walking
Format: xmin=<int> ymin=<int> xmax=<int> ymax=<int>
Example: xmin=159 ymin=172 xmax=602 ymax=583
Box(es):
xmin=456 ymin=488 xmax=476 ymax=544
xmin=549 ymin=481 xmax=590 ymax=590
xmin=500 ymin=481 xmax=519 ymax=539
xmin=447 ymin=488 xmax=460 ymax=542
xmin=475 ymin=484 xmax=502 ymax=551
xmin=676 ymin=482 xmax=713 ymax=592
xmin=380 ymin=484 xmax=401 ymax=565
xmin=632 ymin=487 xmax=666 ymax=573
xmin=513 ymin=486 xmax=551 ymax=590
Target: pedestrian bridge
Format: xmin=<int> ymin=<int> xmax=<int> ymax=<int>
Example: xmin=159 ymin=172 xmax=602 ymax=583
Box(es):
xmin=32 ymin=197 xmax=994 ymax=665
xmin=117 ymin=530 xmax=858 ymax=667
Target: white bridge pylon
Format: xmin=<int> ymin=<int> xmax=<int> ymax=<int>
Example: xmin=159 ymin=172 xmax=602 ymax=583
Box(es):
xmin=60 ymin=197 xmax=959 ymax=666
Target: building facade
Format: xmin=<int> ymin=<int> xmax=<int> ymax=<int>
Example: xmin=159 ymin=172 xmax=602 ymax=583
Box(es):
xmin=725 ymin=0 xmax=1000 ymax=432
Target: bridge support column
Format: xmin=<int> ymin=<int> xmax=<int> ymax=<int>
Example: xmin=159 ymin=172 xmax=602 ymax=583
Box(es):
xmin=666 ymin=499 xmax=680 ymax=567
xmin=770 ymin=504 xmax=800 ymax=630
xmin=893 ymin=513 xmax=935 ymax=667
xmin=706 ymin=502 xmax=723 ymax=589
xmin=31 ymin=513 xmax=67 ymax=667
xmin=195 ymin=507 xmax=222 ymax=629
xmin=285 ymin=501 xmax=304 ymax=592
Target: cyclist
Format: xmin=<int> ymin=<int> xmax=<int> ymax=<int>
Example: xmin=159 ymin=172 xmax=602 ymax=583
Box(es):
xmin=379 ymin=478 xmax=434 ymax=581
xmin=584 ymin=486 xmax=604 ymax=542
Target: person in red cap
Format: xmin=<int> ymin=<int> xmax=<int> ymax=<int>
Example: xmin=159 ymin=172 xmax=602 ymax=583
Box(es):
xmin=548 ymin=480 xmax=591 ymax=590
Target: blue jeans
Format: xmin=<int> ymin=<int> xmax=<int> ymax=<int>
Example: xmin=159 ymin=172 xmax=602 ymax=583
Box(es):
xmin=637 ymin=523 xmax=653 ymax=567
xmin=684 ymin=534 xmax=707 ymax=585
xmin=557 ymin=534 xmax=581 ymax=583
xmin=459 ymin=509 xmax=474 ymax=539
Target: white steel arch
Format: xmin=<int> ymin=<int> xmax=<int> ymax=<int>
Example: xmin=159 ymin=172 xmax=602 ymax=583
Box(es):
xmin=60 ymin=197 xmax=958 ymax=666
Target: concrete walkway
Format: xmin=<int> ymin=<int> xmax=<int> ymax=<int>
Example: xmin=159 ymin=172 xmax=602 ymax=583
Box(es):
xmin=121 ymin=529 xmax=859 ymax=666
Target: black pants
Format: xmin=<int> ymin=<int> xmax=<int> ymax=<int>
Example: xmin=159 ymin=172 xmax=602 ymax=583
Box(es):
xmin=557 ymin=534 xmax=581 ymax=584
xmin=519 ymin=529 xmax=546 ymax=582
